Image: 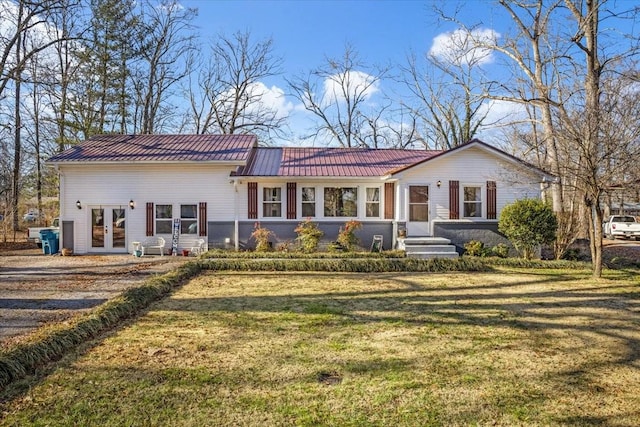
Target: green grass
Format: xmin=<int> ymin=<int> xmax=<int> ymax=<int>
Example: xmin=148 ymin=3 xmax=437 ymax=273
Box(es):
xmin=2 ymin=268 xmax=640 ymax=426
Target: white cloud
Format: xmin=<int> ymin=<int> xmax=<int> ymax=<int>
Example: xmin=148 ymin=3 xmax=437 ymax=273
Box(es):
xmin=429 ymin=27 xmax=500 ymax=67
xmin=218 ymin=81 xmax=293 ymax=120
xmin=322 ymin=70 xmax=380 ymax=105
xmin=476 ymin=99 xmax=532 ymax=140
xmin=249 ymin=82 xmax=294 ymax=119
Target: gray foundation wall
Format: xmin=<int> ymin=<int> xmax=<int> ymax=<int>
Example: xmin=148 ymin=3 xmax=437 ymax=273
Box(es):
xmin=208 ymin=221 xmax=394 ymax=251
xmin=432 ymin=221 xmax=514 ymax=255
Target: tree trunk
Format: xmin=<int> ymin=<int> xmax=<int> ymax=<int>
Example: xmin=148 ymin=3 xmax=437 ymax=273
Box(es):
xmin=11 ymin=2 xmax=24 ymax=234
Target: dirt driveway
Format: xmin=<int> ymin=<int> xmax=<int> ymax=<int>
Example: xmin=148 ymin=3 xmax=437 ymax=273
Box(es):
xmin=0 ymin=245 xmax=188 ymax=345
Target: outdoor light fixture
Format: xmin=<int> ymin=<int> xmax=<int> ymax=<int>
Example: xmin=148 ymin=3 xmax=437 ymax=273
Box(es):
xmin=129 ymin=199 xmax=135 ymax=210
xmin=76 ymin=200 xmax=82 ymax=209
xmin=437 ymin=180 xmax=442 ymax=188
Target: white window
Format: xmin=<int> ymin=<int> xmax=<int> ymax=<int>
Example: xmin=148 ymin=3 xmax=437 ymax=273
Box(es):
xmin=263 ymin=187 xmax=282 ymax=217
xmin=155 ymin=204 xmax=172 ymax=234
xmin=180 ymin=204 xmax=197 ymax=234
xmin=463 ymin=186 xmax=482 ymax=218
xmin=324 ymin=187 xmax=357 ymax=217
xmin=366 ymin=187 xmax=380 ymax=218
xmin=301 ymin=187 xmax=316 ymax=217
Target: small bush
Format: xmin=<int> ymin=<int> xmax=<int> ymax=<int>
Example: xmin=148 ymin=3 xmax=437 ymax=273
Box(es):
xmin=491 ymin=243 xmax=510 ymax=258
xmin=336 ymin=219 xmax=362 ymax=251
xmin=276 ymin=241 xmax=293 ymax=252
xmin=250 ymin=222 xmax=274 ymax=252
xmin=464 ymin=240 xmax=486 ymax=257
xmin=294 ymin=218 xmax=324 ymax=253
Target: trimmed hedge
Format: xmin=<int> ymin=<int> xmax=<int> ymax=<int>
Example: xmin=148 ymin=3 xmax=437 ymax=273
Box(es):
xmin=0 ymin=262 xmax=203 ymax=390
xmin=198 ymin=257 xmax=489 ymax=273
xmin=200 ymin=249 xmax=407 ymax=259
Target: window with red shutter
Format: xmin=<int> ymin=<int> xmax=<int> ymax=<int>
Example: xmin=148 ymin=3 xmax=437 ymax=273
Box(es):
xmin=146 ymin=202 xmax=154 ymax=236
xmin=248 ymin=182 xmax=258 ymax=219
xmin=449 ymin=181 xmax=459 ymax=219
xmin=199 ymin=202 xmax=207 ymax=236
xmin=287 ymin=183 xmax=297 ymax=219
xmin=487 ymin=181 xmax=497 ymax=219
xmin=384 ymin=182 xmax=394 ymax=219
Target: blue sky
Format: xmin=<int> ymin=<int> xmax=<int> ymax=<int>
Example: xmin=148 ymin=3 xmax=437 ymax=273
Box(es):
xmin=178 ymin=1 xmax=638 ymax=146
xmin=186 ymin=0 xmax=444 ymax=72
xmin=179 ymin=0 xmax=514 ymax=145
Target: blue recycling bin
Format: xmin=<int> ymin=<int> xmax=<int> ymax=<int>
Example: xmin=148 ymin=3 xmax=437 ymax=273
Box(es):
xmin=40 ymin=229 xmax=59 ymax=255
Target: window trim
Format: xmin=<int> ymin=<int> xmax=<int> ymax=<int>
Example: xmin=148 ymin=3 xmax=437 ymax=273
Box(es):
xmin=155 ymin=203 xmax=173 ymax=234
xmin=180 ymin=203 xmax=198 ymax=235
xmin=461 ymin=184 xmax=484 ymax=219
xmin=323 ymin=186 xmax=359 ymax=218
xmin=365 ymin=186 xmax=381 ymax=218
xmin=261 ymin=185 xmax=283 ymax=218
xmin=300 ymin=186 xmax=317 ymax=218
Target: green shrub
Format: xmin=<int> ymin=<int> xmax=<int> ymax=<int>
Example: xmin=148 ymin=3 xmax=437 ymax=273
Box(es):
xmin=464 ymin=240 xmax=486 ymax=257
xmin=491 ymin=243 xmax=510 ymax=258
xmin=294 ymin=218 xmax=324 ymax=253
xmin=561 ymin=248 xmax=582 ymax=261
xmin=499 ymin=199 xmax=557 ymax=260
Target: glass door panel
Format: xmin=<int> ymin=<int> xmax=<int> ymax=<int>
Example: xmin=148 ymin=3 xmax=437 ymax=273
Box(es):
xmin=92 ymin=208 xmax=105 ymax=248
xmin=409 ymin=186 xmax=429 ymax=221
xmin=112 ymin=208 xmax=126 ymax=248
xmin=407 ymin=185 xmax=430 ymax=236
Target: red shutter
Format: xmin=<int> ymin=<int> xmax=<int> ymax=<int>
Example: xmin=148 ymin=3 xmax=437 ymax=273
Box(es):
xmin=449 ymin=181 xmax=459 ymax=219
xmin=248 ymin=182 xmax=258 ymax=219
xmin=199 ymin=202 xmax=207 ymax=236
xmin=487 ymin=181 xmax=497 ymax=220
xmin=146 ymin=202 xmax=154 ymax=236
xmin=384 ymin=182 xmax=395 ymax=219
xmin=286 ymin=183 xmax=297 ymax=219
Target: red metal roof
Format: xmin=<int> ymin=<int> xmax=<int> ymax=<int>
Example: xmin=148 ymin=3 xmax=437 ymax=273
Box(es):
xmin=239 ymin=147 xmax=441 ymax=177
xmin=47 ymin=134 xmax=258 ymax=163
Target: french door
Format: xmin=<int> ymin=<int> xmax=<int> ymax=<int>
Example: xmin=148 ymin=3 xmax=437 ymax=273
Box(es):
xmin=90 ymin=206 xmax=127 ymax=252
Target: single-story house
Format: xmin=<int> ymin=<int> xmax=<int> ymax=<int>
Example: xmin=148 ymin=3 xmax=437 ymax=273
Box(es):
xmin=47 ymin=134 xmax=553 ymax=256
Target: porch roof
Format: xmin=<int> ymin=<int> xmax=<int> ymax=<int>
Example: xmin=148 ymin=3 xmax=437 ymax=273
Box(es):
xmin=237 ymin=147 xmax=440 ymax=177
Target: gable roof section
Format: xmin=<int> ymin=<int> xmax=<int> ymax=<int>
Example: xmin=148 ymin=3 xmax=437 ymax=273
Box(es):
xmin=47 ymin=134 xmax=258 ymax=164
xmin=389 ymin=139 xmax=554 ymax=179
xmin=238 ymin=147 xmax=441 ymax=177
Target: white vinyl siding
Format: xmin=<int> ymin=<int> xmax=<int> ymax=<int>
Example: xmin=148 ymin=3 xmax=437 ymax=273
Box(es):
xmin=395 ymin=146 xmax=541 ymax=223
xmin=58 ymin=164 xmax=236 ymax=253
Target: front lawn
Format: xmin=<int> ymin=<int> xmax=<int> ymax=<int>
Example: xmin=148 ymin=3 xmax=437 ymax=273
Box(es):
xmin=2 ymin=268 xmax=639 ymax=426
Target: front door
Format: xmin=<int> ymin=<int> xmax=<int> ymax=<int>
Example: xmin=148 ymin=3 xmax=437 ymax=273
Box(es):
xmin=406 ymin=185 xmax=430 ymax=236
xmin=90 ymin=207 xmax=127 ymax=252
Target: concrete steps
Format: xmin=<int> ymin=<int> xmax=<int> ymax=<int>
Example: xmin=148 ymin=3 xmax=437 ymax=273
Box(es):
xmin=398 ymin=237 xmax=460 ymax=259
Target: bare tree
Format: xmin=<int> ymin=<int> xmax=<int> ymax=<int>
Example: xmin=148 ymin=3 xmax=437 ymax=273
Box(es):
xmin=133 ymin=0 xmax=197 ymax=134
xmin=183 ymin=30 xmax=287 ymax=143
xmin=45 ymin=0 xmax=83 ymax=152
xmin=287 ymin=44 xmax=389 ymax=148
xmin=400 ymin=39 xmax=492 ymax=150
xmin=0 ymin=0 xmax=67 ymax=232
xmin=557 ymin=0 xmax=640 ymax=277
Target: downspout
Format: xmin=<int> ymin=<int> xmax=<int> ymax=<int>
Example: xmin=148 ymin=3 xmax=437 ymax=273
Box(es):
xmin=56 ymin=165 xmax=64 ymax=247
xmin=232 ymin=177 xmax=239 ymax=251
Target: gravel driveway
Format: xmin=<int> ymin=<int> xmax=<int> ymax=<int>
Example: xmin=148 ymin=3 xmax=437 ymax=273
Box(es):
xmin=0 ymin=247 xmax=188 ymax=344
